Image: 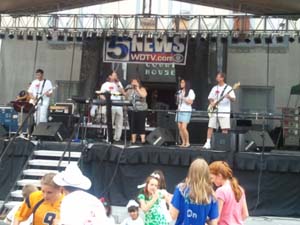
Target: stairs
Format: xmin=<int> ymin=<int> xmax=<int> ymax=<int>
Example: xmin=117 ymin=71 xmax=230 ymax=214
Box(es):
xmin=3 ymin=142 xmax=83 ymax=210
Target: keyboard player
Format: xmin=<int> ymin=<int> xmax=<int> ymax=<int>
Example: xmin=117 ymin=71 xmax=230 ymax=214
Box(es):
xmin=97 ymin=71 xmax=125 ymax=142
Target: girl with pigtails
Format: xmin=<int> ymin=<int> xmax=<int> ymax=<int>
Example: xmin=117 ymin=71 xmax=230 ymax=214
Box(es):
xmin=209 ymin=161 xmax=249 ymax=225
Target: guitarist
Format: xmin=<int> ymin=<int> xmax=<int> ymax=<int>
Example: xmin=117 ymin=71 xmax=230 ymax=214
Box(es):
xmin=28 ymin=69 xmax=53 ymax=124
xmin=203 ymin=72 xmax=236 ymax=149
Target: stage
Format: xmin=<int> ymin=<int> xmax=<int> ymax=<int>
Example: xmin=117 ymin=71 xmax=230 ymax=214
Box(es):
xmin=81 ymin=142 xmax=300 ymax=217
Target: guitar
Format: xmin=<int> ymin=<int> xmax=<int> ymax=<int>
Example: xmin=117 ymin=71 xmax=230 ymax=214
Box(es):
xmin=29 ymin=84 xmax=58 ymax=105
xmin=207 ymin=82 xmax=240 ymax=118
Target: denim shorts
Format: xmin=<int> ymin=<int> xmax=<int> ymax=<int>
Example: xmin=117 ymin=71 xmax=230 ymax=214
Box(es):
xmin=175 ymin=112 xmax=192 ymax=123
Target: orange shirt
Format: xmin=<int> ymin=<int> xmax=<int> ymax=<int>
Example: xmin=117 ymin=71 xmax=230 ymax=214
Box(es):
xmin=15 ymin=191 xmax=63 ymax=225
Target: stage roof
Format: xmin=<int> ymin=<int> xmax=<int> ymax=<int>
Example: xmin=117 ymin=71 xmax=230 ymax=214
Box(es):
xmin=0 ymin=0 xmax=300 ymax=15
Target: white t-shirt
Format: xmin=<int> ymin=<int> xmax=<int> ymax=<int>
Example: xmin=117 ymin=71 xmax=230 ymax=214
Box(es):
xmin=177 ymin=89 xmax=196 ymax=112
xmin=28 ymin=79 xmax=53 ymax=106
xmin=4 ymin=203 xmax=33 ymax=225
xmin=120 ymin=217 xmax=144 ymax=225
xmin=59 ymin=190 xmax=109 ymax=225
xmin=208 ymin=84 xmax=235 ymax=118
xmin=100 ymin=81 xmax=124 ymax=101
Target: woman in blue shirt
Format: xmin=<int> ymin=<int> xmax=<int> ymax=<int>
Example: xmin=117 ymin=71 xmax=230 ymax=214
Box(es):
xmin=170 ymin=158 xmax=219 ymax=225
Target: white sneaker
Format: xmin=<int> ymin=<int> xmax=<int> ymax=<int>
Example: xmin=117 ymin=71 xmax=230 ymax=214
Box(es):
xmin=203 ymin=142 xmax=211 ymax=149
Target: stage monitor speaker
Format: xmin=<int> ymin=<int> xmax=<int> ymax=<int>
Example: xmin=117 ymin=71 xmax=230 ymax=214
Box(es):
xmin=211 ymin=132 xmax=237 ymax=152
xmin=32 ymin=122 xmax=68 ymax=141
xmin=239 ymin=130 xmax=275 ymax=152
xmin=146 ymin=127 xmax=175 ymax=146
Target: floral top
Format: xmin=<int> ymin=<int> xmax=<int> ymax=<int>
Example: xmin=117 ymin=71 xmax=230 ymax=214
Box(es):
xmin=138 ymin=193 xmax=168 ymax=225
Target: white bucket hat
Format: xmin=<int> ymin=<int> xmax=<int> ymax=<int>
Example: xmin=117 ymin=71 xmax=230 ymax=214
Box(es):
xmin=53 ymin=163 xmax=91 ymax=190
xmin=126 ymin=200 xmax=139 ymax=209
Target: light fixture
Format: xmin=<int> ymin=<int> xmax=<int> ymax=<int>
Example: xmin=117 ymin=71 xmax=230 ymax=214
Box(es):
xmin=254 ymin=35 xmax=262 ymax=44
xmin=76 ymin=32 xmax=83 ymax=42
xmin=8 ymin=31 xmax=15 ymax=39
xmin=276 ymin=35 xmax=284 ymax=43
xmin=57 ymin=32 xmax=65 ymax=41
xmin=46 ymin=31 xmax=53 ymax=40
xmin=26 ymin=31 xmax=33 ymax=40
xmin=36 ymin=31 xmax=43 ymax=41
xmin=17 ymin=31 xmax=24 ymax=40
xmin=210 ymin=33 xmax=218 ymax=43
xmin=0 ymin=31 xmax=5 ymax=39
xmin=265 ymin=35 xmax=272 ymax=44
xmin=200 ymin=33 xmax=207 ymax=42
xmin=66 ymin=32 xmax=74 ymax=42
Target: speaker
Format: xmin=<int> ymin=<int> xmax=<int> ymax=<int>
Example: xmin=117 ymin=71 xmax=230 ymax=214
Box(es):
xmin=146 ymin=127 xmax=175 ymax=146
xmin=32 ymin=122 xmax=68 ymax=141
xmin=211 ymin=132 xmax=237 ymax=152
xmin=238 ymin=130 xmax=275 ymax=152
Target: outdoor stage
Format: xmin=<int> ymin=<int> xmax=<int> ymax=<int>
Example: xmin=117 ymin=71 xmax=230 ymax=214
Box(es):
xmin=81 ymin=142 xmax=300 ymax=217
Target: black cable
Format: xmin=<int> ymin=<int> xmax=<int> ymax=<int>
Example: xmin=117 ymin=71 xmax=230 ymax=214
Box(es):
xmin=99 ymin=145 xmax=125 ymax=196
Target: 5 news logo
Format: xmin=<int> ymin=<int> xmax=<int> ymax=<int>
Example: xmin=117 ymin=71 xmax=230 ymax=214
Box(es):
xmin=104 ymin=34 xmax=188 ymax=65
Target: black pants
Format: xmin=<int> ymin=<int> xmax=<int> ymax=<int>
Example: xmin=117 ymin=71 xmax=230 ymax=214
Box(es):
xmin=128 ymin=110 xmax=147 ymax=135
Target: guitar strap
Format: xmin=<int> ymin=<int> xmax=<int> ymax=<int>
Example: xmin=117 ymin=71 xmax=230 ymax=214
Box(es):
xmin=219 ymin=84 xmax=228 ymax=99
xmin=38 ymin=79 xmax=47 ymax=105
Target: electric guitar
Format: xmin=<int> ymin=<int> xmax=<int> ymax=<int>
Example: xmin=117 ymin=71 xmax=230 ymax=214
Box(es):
xmin=29 ymin=84 xmax=58 ymax=105
xmin=207 ymin=82 xmax=240 ymax=118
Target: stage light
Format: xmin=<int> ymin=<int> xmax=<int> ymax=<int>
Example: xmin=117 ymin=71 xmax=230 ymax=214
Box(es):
xmin=76 ymin=32 xmax=83 ymax=42
xmin=221 ymin=35 xmax=228 ymax=43
xmin=66 ymin=33 xmax=74 ymax=42
xmin=289 ymin=35 xmax=295 ymax=43
xmin=57 ymin=32 xmax=65 ymax=41
xmin=85 ymin=31 xmax=94 ymax=41
xmin=276 ymin=35 xmax=284 ymax=43
xmin=27 ymin=31 xmax=33 ymax=40
xmin=8 ymin=31 xmax=15 ymax=39
xmin=146 ymin=33 xmax=153 ymax=42
xmin=0 ymin=31 xmax=5 ymax=39
xmin=137 ymin=32 xmax=143 ymax=42
xmin=254 ymin=36 xmax=262 ymax=44
xmin=265 ymin=36 xmax=272 ymax=44
xmin=157 ymin=32 xmax=163 ymax=42
xmin=244 ymin=34 xmax=251 ymax=43
xmin=17 ymin=31 xmax=24 ymax=40
xmin=200 ymin=33 xmax=207 ymax=42
xmin=231 ymin=36 xmax=239 ymax=44
xmin=36 ymin=32 xmax=43 ymax=41
xmin=210 ymin=34 xmax=217 ymax=43
xmin=46 ymin=31 xmax=53 ymax=40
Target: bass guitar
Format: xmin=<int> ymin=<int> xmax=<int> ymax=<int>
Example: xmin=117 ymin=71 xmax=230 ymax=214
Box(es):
xmin=207 ymin=82 xmax=240 ymax=118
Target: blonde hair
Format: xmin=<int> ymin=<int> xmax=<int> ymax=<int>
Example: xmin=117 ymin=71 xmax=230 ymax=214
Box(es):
xmin=180 ymin=158 xmax=214 ymax=204
xmin=41 ymin=173 xmax=60 ymax=189
xmin=22 ymin=184 xmax=38 ymax=199
xmin=209 ymin=161 xmax=243 ymax=202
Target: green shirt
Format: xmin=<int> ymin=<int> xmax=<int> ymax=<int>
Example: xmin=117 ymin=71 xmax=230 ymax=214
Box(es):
xmin=138 ymin=193 xmax=168 ymax=225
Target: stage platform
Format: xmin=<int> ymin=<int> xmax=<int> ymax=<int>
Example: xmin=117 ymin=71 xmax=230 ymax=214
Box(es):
xmin=81 ymin=142 xmax=300 ymax=217
xmin=1 ymin=140 xmax=300 ymax=218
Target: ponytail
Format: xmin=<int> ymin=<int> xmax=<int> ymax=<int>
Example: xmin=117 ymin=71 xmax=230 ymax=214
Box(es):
xmin=209 ymin=161 xmax=244 ymax=203
xmin=230 ymin=177 xmax=243 ymax=202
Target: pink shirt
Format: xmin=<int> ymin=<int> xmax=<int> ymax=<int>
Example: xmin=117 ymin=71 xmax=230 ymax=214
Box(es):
xmin=216 ymin=180 xmax=246 ymax=225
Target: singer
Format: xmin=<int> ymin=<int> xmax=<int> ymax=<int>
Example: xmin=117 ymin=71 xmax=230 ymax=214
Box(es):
xmin=125 ymin=78 xmax=148 ymax=144
xmin=99 ymin=71 xmax=125 ymax=142
xmin=175 ymin=79 xmax=195 ymax=148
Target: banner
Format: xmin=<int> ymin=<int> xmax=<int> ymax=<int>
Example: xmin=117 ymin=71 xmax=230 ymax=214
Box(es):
xmin=103 ymin=34 xmax=188 ymax=65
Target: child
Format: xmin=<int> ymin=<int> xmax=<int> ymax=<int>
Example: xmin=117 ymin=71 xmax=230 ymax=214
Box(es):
xmin=120 ymin=200 xmax=144 ymax=225
xmin=209 ymin=161 xmax=249 ymax=225
xmin=170 ymin=158 xmax=219 ymax=225
xmin=138 ymin=176 xmax=169 ymax=225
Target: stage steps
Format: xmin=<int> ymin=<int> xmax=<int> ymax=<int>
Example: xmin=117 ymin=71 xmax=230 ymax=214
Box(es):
xmin=2 ymin=142 xmax=83 ymax=211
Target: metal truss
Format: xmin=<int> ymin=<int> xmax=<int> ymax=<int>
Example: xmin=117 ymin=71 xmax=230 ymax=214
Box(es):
xmin=0 ymin=14 xmax=300 ymax=34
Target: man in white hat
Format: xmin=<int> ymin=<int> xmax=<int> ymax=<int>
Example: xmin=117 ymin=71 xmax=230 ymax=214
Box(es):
xmin=53 ymin=163 xmax=109 ymax=225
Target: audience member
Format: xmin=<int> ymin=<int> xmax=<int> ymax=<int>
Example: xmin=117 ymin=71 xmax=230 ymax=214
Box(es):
xmin=209 ymin=161 xmax=249 ymax=225
xmin=120 ymin=200 xmax=144 ymax=225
